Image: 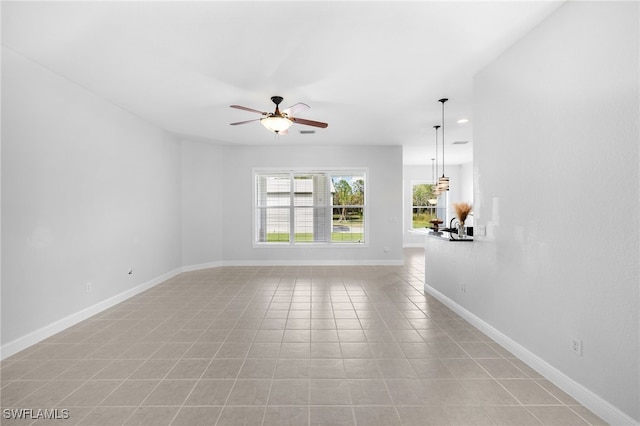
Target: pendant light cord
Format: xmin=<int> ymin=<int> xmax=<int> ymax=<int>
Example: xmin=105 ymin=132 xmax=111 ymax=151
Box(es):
xmin=431 ymin=158 xmax=435 ymax=183
xmin=438 ymin=98 xmax=448 ymax=177
xmin=433 ymin=125 xmax=440 ymax=185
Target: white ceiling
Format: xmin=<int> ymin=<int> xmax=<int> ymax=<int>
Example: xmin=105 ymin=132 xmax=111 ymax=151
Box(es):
xmin=2 ymin=1 xmax=563 ymax=165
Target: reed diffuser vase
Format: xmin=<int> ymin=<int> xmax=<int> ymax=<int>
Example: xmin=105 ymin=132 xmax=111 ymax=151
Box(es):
xmin=457 ymin=222 xmax=466 ymax=238
xmin=452 ymin=202 xmax=472 ymax=239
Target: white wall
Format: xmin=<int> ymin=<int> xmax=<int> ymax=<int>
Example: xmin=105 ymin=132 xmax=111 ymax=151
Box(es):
xmin=1 ymin=48 xmax=182 ymax=351
xmin=221 ymin=145 xmax=403 ymax=264
xmin=425 ymin=2 xmax=639 ymax=423
xmin=460 ymin=162 xmax=473 ymax=206
xmin=181 ymin=140 xmax=224 ymax=268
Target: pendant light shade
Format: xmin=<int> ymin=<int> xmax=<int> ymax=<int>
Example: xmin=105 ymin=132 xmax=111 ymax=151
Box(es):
xmin=438 ymin=98 xmax=450 ymax=192
xmin=437 ymin=176 xmax=449 ymax=192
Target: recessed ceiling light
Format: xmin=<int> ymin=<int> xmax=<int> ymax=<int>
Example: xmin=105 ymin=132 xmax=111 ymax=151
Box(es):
xmin=457 ymin=118 xmax=469 ymax=124
xmin=300 ymin=130 xmax=315 ymax=134
xmin=453 ymin=141 xmax=469 ymax=145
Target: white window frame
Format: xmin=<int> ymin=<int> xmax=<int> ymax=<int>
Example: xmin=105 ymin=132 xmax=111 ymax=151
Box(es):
xmin=253 ymin=168 xmax=368 ymax=247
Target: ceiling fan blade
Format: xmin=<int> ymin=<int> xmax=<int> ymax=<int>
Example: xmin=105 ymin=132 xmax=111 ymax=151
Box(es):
xmin=291 ymin=117 xmax=328 ymax=128
xmin=283 ymin=102 xmax=310 ymax=117
xmin=230 ymin=105 xmax=267 ymax=115
xmin=230 ymin=118 xmax=261 ymax=126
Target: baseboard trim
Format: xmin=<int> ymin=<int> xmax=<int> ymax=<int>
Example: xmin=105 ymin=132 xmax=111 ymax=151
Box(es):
xmin=0 ymin=267 xmax=182 ymax=360
xmin=182 ymin=260 xmax=404 ymax=268
xmin=403 ymin=243 xmax=424 ymax=248
xmin=181 ymin=260 xmax=224 ymax=272
xmin=221 ymin=259 xmax=404 ymax=266
xmin=423 ymin=283 xmax=638 ymax=426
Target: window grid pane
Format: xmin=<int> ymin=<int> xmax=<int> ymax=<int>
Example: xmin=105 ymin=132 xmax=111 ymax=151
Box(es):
xmin=257 ymin=174 xmax=290 ymax=207
xmin=332 ymin=207 xmax=364 ymax=242
xmin=294 ymin=207 xmax=330 ymax=242
xmin=256 ymin=207 xmax=290 ymax=242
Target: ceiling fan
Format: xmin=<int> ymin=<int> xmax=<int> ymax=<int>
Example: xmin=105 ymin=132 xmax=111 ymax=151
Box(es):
xmin=230 ymin=96 xmax=328 ymax=134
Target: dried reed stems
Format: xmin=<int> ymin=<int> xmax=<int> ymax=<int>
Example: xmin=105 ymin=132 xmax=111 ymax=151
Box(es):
xmin=452 ymin=202 xmax=472 ymax=223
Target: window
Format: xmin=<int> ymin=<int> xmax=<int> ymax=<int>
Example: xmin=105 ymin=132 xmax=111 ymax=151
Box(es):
xmin=411 ymin=182 xmax=446 ymax=228
xmin=255 ymin=170 xmax=366 ymax=245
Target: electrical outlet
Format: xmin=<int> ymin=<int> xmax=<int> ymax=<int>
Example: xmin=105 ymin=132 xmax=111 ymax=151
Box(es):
xmin=477 ymin=225 xmax=487 ymax=236
xmin=84 ymin=282 xmax=92 ymax=293
xmin=461 ymin=283 xmax=466 ymax=293
xmin=571 ymin=338 xmax=582 ymax=356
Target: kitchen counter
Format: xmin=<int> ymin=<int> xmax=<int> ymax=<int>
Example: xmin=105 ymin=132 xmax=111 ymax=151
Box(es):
xmin=409 ymin=228 xmax=473 ymax=242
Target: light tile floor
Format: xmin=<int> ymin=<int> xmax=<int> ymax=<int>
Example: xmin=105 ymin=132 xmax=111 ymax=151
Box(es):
xmin=1 ymin=248 xmax=607 ymax=425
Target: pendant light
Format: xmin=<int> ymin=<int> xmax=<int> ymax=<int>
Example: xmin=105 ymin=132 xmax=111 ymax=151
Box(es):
xmin=437 ymin=98 xmax=450 ymax=192
xmin=432 ymin=125 xmax=441 ymax=197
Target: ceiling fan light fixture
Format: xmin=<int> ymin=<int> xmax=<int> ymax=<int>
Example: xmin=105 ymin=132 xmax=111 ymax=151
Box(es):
xmin=260 ymin=116 xmax=293 ymax=133
xmin=231 ymin=96 xmax=327 ymax=134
